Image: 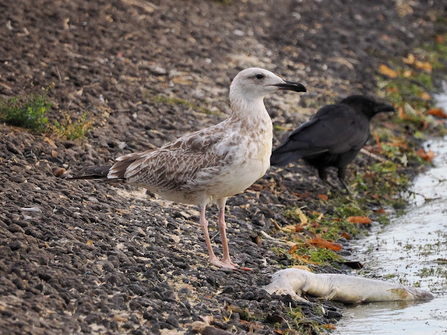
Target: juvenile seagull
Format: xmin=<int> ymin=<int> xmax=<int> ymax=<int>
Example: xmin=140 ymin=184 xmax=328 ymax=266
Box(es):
xmin=270 ymin=95 xmax=395 ymax=193
xmin=70 ymin=68 xmax=306 ymax=269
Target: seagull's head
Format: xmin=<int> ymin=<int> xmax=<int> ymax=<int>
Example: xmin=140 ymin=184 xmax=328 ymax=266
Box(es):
xmin=230 ymin=67 xmax=306 ymax=102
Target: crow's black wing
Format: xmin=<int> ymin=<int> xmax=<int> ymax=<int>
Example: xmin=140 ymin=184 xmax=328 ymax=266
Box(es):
xmin=271 ymin=104 xmax=369 ymax=166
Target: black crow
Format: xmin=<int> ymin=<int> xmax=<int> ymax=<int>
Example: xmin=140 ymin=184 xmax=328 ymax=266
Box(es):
xmin=270 ymin=95 xmax=395 ymax=193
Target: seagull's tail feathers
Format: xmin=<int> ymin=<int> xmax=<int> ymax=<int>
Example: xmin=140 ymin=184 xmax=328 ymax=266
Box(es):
xmin=67 ymin=165 xmax=118 ymax=181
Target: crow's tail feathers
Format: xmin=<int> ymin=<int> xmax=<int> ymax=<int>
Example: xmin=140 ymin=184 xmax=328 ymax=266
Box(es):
xmin=270 ymin=151 xmax=302 ymax=167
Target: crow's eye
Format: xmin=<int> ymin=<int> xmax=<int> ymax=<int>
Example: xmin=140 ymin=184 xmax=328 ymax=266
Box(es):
xmin=255 ymin=74 xmax=265 ymax=80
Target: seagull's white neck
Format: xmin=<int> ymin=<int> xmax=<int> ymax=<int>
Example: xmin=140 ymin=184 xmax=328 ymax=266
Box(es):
xmin=228 ymin=92 xmax=273 ymax=137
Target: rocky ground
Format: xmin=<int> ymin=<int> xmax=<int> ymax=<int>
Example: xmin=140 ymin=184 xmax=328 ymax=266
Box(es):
xmin=1 ymin=0 xmax=446 ymax=334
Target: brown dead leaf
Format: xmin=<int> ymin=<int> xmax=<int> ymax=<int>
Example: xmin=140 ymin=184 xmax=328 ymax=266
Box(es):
xmin=420 ymin=92 xmax=431 ymax=100
xmin=416 ymin=148 xmax=435 ymax=162
xmin=297 ymin=191 xmax=312 ymax=200
xmin=290 ymin=207 xmax=308 ymax=225
xmin=372 ymin=129 xmax=382 ymax=152
xmin=402 ymin=69 xmax=413 ymax=78
xmin=312 ymin=211 xmax=324 ymax=220
xmin=427 ymin=108 xmax=447 ymax=118
xmin=323 ymin=324 xmax=337 ymax=330
xmin=44 ymin=137 xmax=57 ymax=148
xmin=282 ymin=225 xmax=296 ymax=233
xmin=379 ymin=64 xmax=398 ymax=78
xmin=341 ymin=232 xmax=352 ymax=239
xmin=307 ymin=237 xmax=342 ymax=251
xmin=291 ymin=254 xmax=319 ymax=265
xmin=347 ymin=216 xmax=372 ymax=224
xmin=288 ymin=244 xmax=299 ymax=254
xmin=86 ymin=240 xmax=94 ymax=246
xmin=415 ymin=61 xmax=432 ymax=73
xmin=403 ymin=53 xmax=415 ymax=64
xmin=375 ymin=208 xmax=387 ymax=214
xmin=398 ymin=106 xmax=408 ymax=119
xmin=318 ymin=194 xmax=328 ymax=201
xmin=388 ymin=138 xmax=408 ymax=150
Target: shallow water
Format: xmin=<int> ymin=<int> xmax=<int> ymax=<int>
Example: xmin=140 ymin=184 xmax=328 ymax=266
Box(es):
xmin=335 ymin=98 xmax=447 ymax=334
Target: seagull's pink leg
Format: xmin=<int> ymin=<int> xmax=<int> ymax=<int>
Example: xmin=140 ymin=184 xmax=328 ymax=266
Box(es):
xmin=199 ymin=204 xmax=226 ymax=268
xmin=216 ymin=198 xmax=238 ymax=269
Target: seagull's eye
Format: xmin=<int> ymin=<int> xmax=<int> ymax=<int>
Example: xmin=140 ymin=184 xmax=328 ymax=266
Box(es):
xmin=255 ymin=74 xmax=265 ymax=80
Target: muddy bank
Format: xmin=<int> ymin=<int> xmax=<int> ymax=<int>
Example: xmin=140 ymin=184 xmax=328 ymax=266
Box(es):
xmin=1 ymin=1 xmax=446 ymax=334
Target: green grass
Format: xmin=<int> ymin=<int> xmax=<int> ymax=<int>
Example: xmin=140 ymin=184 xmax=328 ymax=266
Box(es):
xmin=52 ymin=112 xmax=94 ymax=140
xmin=0 ymin=91 xmax=94 ymax=140
xmin=0 ymin=93 xmax=52 ymax=131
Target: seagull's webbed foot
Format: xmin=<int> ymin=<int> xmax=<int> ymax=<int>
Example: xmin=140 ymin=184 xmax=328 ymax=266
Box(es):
xmin=209 ymin=255 xmax=239 ymax=270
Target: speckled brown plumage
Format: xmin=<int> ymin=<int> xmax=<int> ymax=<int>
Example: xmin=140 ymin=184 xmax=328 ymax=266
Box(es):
xmin=71 ymin=68 xmax=306 ymax=269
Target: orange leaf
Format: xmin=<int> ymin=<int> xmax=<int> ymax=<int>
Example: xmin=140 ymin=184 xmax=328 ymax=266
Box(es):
xmin=427 ymin=108 xmax=447 ymax=118
xmin=398 ymin=106 xmax=408 ymax=119
xmin=372 ymin=128 xmax=382 ymax=152
xmin=402 ymin=70 xmax=413 ymax=78
xmin=416 ymin=148 xmax=435 ymax=162
xmin=288 ymin=244 xmax=299 ymax=254
xmin=44 ymin=136 xmax=57 ymax=148
xmin=292 ymin=254 xmax=319 ymax=265
xmin=86 ymin=240 xmax=94 ymax=246
xmin=297 ymin=192 xmax=312 ymax=200
xmin=307 ymin=237 xmax=342 ymax=251
xmin=318 ymin=194 xmax=328 ymax=201
xmin=323 ymin=324 xmax=337 ymax=330
xmin=415 ymin=61 xmax=432 ymax=73
xmin=379 ymin=64 xmax=398 ymax=78
xmin=403 ymin=53 xmax=415 ymax=64
xmin=420 ymin=92 xmax=431 ymax=100
xmin=341 ymin=232 xmax=352 ymax=239
xmin=347 ymin=216 xmax=372 ymax=224
xmin=375 ymin=208 xmax=387 ymax=214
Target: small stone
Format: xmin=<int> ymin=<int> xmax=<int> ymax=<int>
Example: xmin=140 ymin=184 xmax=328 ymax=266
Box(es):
xmin=9 ymin=240 xmax=24 ymax=250
xmin=129 ymin=284 xmax=145 ymax=296
xmin=53 ymin=167 xmax=67 ymax=177
xmin=8 ymin=224 xmax=25 ymax=233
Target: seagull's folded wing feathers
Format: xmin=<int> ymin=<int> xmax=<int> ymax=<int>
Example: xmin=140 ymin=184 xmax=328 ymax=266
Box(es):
xmin=109 ymin=127 xmax=230 ymax=193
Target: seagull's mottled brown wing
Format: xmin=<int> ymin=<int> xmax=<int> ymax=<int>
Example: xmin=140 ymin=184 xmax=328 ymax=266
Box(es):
xmin=108 ymin=128 xmax=230 ymax=192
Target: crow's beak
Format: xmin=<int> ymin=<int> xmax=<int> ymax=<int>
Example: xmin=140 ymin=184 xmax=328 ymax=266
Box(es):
xmin=375 ymin=102 xmax=396 ymax=114
xmin=274 ymin=80 xmax=307 ymax=93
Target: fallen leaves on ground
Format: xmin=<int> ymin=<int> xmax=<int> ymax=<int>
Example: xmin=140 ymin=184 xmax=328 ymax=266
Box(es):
xmin=415 ymin=61 xmax=432 ymax=72
xmin=379 ymin=64 xmax=398 ymax=78
xmin=403 ymin=53 xmax=415 ymax=64
xmin=426 ymin=108 xmax=447 ymax=118
xmin=347 ymin=216 xmax=372 ymax=224
xmin=307 ymin=237 xmax=342 ymax=251
xmin=416 ymin=148 xmax=435 ymax=162
xmin=318 ymin=194 xmax=328 ymax=201
xmin=341 ymin=232 xmax=352 ymax=239
xmin=291 ymin=254 xmax=319 ymax=265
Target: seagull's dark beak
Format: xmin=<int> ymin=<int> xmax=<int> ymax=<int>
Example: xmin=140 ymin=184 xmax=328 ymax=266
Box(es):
xmin=274 ymin=81 xmax=307 ymax=93
xmin=375 ymin=102 xmax=396 ymax=114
